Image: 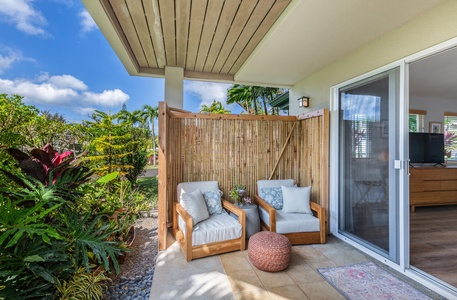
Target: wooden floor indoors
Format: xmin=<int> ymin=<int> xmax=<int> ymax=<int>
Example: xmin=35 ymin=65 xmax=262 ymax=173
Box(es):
xmin=410 ymin=205 xmax=457 ymax=287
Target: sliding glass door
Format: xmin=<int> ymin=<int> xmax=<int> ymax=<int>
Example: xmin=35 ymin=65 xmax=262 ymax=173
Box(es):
xmin=338 ymin=68 xmax=400 ymax=262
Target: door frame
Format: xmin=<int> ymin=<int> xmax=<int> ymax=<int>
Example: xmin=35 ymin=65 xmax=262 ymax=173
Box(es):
xmin=329 ymin=36 xmax=457 ymax=299
xmin=330 ymin=61 xmax=406 ymax=269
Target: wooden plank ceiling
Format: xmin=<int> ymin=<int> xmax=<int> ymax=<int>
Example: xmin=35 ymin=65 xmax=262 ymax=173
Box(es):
xmin=101 ymin=0 xmax=291 ymax=81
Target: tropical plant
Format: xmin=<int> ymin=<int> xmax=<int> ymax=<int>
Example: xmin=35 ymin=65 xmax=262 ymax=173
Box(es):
xmin=227 ymin=85 xmax=282 ymax=115
xmin=0 ymin=184 xmax=71 ymax=300
xmin=0 ymin=235 xmax=70 ymax=300
xmin=117 ymin=108 xmax=144 ymax=128
xmin=200 ymin=100 xmax=231 ymax=114
xmin=1 ymin=145 xmax=93 ymax=205
xmin=0 ymin=94 xmax=41 ymax=184
xmin=56 ymin=267 xmax=110 ymax=300
xmin=227 ymin=84 xmax=253 ymax=114
xmin=0 ymin=195 xmax=63 ymax=248
xmin=80 ymin=172 xmax=146 ymax=217
xmin=84 ymin=110 xmax=135 ymax=177
xmin=444 ymin=130 xmax=457 ymax=156
xmin=59 ymin=211 xmax=123 ymax=274
xmin=117 ymin=108 xmax=150 ymax=184
xmin=0 ymin=94 xmax=39 ymax=149
xmin=0 ymin=149 xmax=124 ymax=298
xmin=141 ymin=104 xmax=159 ymax=166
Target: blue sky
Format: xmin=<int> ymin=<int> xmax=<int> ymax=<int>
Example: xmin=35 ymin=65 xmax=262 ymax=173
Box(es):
xmin=0 ymin=0 xmax=235 ymax=123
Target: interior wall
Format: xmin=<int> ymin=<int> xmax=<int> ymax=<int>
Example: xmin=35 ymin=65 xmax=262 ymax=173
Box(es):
xmin=410 ymin=97 xmax=457 ymax=131
xmin=289 ymin=0 xmax=457 ymax=116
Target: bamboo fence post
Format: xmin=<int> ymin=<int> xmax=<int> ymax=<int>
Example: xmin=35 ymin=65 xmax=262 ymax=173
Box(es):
xmin=158 ymin=102 xmax=168 ymax=251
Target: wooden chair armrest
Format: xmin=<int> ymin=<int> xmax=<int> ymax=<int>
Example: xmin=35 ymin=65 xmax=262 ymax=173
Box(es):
xmin=253 ymin=195 xmax=276 ymax=232
xmin=175 ymin=202 xmax=192 ymax=222
xmin=310 ymin=202 xmax=325 ymax=220
xmin=222 ymin=199 xmax=245 ymax=220
xmin=174 ymin=201 xmax=194 ymax=261
xmin=175 ymin=202 xmax=193 ymax=236
xmin=310 ymin=201 xmax=326 ymax=244
xmin=254 ymin=195 xmax=274 ymax=213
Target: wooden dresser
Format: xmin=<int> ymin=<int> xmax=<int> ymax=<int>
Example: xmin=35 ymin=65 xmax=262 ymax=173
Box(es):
xmin=410 ymin=167 xmax=457 ymax=212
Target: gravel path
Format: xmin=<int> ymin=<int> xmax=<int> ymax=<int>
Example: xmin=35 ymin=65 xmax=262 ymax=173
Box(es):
xmin=103 ymin=216 xmax=158 ymax=300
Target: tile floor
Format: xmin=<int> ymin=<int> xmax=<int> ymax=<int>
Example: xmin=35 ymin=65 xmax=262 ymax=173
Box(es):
xmin=149 ymin=232 xmax=445 ymax=300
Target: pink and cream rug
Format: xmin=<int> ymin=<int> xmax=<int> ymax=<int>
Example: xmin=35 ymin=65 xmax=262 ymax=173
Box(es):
xmin=318 ymin=262 xmax=433 ymax=300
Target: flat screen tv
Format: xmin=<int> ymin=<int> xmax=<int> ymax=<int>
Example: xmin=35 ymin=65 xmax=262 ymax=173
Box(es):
xmin=409 ymin=132 xmax=445 ymax=164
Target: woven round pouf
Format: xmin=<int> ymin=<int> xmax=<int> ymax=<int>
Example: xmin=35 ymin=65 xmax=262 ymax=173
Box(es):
xmin=248 ymin=231 xmax=291 ymax=272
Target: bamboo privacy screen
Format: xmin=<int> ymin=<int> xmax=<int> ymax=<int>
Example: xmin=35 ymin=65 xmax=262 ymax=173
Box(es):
xmin=158 ymin=102 xmax=329 ymax=250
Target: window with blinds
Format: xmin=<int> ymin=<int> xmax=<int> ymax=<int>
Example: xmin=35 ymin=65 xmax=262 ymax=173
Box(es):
xmin=352 ymin=118 xmax=372 ymax=158
xmin=409 ymin=109 xmax=426 ymax=132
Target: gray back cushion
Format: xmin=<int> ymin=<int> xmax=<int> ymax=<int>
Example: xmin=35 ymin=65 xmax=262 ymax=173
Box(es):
xmin=257 ymin=179 xmax=294 ymax=192
xmin=178 ymin=181 xmax=219 ymax=201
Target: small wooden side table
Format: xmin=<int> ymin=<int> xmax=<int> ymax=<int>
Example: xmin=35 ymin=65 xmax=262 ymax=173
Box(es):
xmin=233 ymin=203 xmax=260 ymax=239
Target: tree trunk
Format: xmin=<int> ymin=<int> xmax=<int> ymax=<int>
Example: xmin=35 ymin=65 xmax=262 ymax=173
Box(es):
xmin=262 ymin=94 xmax=268 ymax=115
xmin=252 ymin=89 xmax=258 ymax=115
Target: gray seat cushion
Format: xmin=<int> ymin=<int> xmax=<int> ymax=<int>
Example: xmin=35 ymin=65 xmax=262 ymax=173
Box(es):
xmin=259 ymin=207 xmax=320 ymax=234
xmin=179 ymin=212 xmax=242 ymax=246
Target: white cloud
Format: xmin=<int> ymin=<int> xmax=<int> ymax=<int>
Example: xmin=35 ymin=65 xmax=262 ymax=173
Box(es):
xmin=0 ymin=0 xmax=48 ymax=36
xmin=73 ymin=107 xmax=96 ymax=116
xmin=0 ymin=47 xmax=32 ymax=73
xmin=184 ymin=81 xmax=232 ymax=107
xmin=38 ymin=73 xmax=88 ymax=90
xmin=79 ymin=9 xmax=97 ymax=33
xmin=82 ymin=89 xmax=129 ymax=107
xmin=0 ymin=73 xmax=130 ymax=115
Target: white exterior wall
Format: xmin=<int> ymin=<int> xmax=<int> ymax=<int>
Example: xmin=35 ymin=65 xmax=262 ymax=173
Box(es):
xmin=288 ymin=2 xmax=457 ymax=297
xmin=289 ymin=0 xmax=457 ymax=116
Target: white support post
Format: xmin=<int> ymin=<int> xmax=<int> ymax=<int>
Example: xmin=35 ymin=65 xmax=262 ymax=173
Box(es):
xmin=164 ymin=66 xmax=184 ymax=109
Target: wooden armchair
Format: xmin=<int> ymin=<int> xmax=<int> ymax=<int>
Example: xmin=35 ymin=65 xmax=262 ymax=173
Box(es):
xmin=255 ymin=179 xmax=326 ymax=245
xmin=173 ymin=181 xmax=246 ymax=262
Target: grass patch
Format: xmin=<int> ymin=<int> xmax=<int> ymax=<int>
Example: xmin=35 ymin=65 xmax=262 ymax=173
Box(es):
xmin=145 ymin=164 xmax=158 ymax=170
xmin=137 ymin=176 xmax=158 ymax=209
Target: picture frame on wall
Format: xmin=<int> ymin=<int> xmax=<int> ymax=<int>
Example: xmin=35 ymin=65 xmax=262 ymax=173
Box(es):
xmin=429 ymin=122 xmax=442 ymax=133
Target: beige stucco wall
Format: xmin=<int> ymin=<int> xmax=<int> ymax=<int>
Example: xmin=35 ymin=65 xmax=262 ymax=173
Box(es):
xmin=290 ymin=0 xmax=457 ymax=116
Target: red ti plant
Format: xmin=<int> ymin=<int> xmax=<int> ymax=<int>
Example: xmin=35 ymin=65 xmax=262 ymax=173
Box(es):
xmin=444 ymin=131 xmax=456 ymax=147
xmin=444 ymin=131 xmax=457 ymax=156
xmin=3 ymin=143 xmax=92 ymax=189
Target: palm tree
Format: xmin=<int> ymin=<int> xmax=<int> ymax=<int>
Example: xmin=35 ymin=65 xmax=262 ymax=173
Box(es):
xmin=141 ymin=105 xmax=159 ymax=166
xmin=227 ymin=84 xmax=254 ymax=114
xmin=117 ymin=109 xmax=144 ymax=127
xmin=227 ymin=85 xmax=282 ymax=115
xmin=200 ymin=100 xmax=231 ymax=114
xmin=258 ymin=87 xmax=282 ymax=115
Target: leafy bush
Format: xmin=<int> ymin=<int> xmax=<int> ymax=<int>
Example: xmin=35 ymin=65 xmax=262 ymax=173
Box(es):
xmin=56 ymin=267 xmax=110 ymax=300
xmin=60 ymin=211 xmax=123 ymax=274
xmin=3 ymin=144 xmax=92 ymax=189
xmin=0 ymin=183 xmax=70 ymax=300
xmin=0 ymin=147 xmax=125 ymax=299
xmin=79 ymin=172 xmax=149 ymax=217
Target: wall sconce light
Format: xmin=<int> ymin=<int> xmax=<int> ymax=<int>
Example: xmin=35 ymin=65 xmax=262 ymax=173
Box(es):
xmin=297 ymin=96 xmax=309 ymax=108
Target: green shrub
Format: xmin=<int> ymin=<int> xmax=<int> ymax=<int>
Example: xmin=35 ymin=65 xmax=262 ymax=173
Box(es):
xmin=56 ymin=267 xmax=110 ymax=300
